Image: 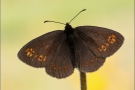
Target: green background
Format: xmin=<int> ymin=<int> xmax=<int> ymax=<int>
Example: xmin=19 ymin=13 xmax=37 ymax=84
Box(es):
xmin=1 ymin=0 xmax=134 ymax=90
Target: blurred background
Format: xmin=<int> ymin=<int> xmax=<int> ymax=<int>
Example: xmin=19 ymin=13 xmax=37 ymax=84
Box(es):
xmin=1 ymin=0 xmax=134 ymax=90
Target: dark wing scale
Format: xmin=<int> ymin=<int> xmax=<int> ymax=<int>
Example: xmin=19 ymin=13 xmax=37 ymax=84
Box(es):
xmin=18 ymin=30 xmax=63 ymax=67
xmin=75 ymin=26 xmax=124 ymax=58
xmin=45 ymin=33 xmax=74 ymax=78
xmin=74 ymin=35 xmax=105 ymax=72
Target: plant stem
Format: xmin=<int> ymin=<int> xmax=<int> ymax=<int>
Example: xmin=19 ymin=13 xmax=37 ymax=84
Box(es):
xmin=80 ymin=71 xmax=87 ymax=90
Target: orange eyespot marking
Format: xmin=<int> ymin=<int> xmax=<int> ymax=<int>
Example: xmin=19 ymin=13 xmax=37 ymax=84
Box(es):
xmin=53 ymin=65 xmax=56 ymax=69
xmin=26 ymin=52 xmax=31 ymax=57
xmin=65 ymin=66 xmax=68 ymax=70
xmin=108 ymin=35 xmax=116 ymax=43
xmin=98 ymin=48 xmax=102 ymax=52
xmin=30 ymin=48 xmax=33 ymax=51
xmin=34 ymin=54 xmax=38 ymax=58
xmin=38 ymin=55 xmax=43 ymax=61
xmin=85 ymin=62 xmax=88 ymax=66
xmin=59 ymin=67 xmax=62 ymax=71
xmin=25 ymin=48 xmax=35 ymax=57
xmin=101 ymin=45 xmax=106 ymax=51
xmin=50 ymin=63 xmax=56 ymax=69
xmin=43 ymin=56 xmax=46 ymax=61
xmin=50 ymin=63 xmax=53 ymax=67
xmin=90 ymin=60 xmax=94 ymax=64
xmin=25 ymin=48 xmax=29 ymax=52
xmin=105 ymin=43 xmax=109 ymax=46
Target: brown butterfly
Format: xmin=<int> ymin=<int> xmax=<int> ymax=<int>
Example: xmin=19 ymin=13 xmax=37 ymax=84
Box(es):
xmin=18 ymin=9 xmax=124 ymax=78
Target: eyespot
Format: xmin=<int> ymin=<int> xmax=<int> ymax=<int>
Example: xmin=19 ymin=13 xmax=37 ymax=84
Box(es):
xmin=38 ymin=55 xmax=43 ymax=61
xmin=65 ymin=66 xmax=68 ymax=70
xmin=34 ymin=54 xmax=38 ymax=58
xmin=25 ymin=48 xmax=35 ymax=57
xmin=53 ymin=65 xmax=56 ymax=69
xmin=108 ymin=35 xmax=116 ymax=43
xmin=59 ymin=67 xmax=62 ymax=71
xmin=105 ymin=43 xmax=109 ymax=46
xmin=90 ymin=60 xmax=94 ymax=64
xmin=43 ymin=56 xmax=47 ymax=61
xmin=101 ymin=45 xmax=106 ymax=51
xmin=85 ymin=62 xmax=88 ymax=66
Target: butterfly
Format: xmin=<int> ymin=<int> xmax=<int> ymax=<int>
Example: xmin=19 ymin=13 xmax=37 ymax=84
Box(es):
xmin=18 ymin=9 xmax=124 ymax=79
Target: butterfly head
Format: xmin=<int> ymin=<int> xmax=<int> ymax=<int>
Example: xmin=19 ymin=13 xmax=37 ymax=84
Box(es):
xmin=64 ymin=23 xmax=74 ymax=34
xmin=65 ymin=23 xmax=73 ymax=29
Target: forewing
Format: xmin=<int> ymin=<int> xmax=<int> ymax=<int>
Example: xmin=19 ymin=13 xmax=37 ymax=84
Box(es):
xmin=18 ymin=30 xmax=63 ymax=67
xmin=18 ymin=30 xmax=74 ymax=78
xmin=75 ymin=26 xmax=124 ymax=58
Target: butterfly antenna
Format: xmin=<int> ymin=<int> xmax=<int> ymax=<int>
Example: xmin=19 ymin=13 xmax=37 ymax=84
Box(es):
xmin=69 ymin=9 xmax=86 ymax=24
xmin=44 ymin=20 xmax=66 ymax=25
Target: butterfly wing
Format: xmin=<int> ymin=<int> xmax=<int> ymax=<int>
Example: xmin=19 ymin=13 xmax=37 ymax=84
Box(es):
xmin=18 ymin=30 xmax=63 ymax=67
xmin=45 ymin=35 xmax=74 ymax=78
xmin=75 ymin=26 xmax=124 ymax=57
xmin=73 ymin=35 xmax=105 ymax=72
xmin=18 ymin=30 xmax=74 ymax=78
xmin=74 ymin=26 xmax=124 ymax=72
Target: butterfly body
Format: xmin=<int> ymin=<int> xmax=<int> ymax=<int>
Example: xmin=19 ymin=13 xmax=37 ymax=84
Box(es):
xmin=64 ymin=23 xmax=77 ymax=68
xmin=18 ymin=23 xmax=124 ymax=78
